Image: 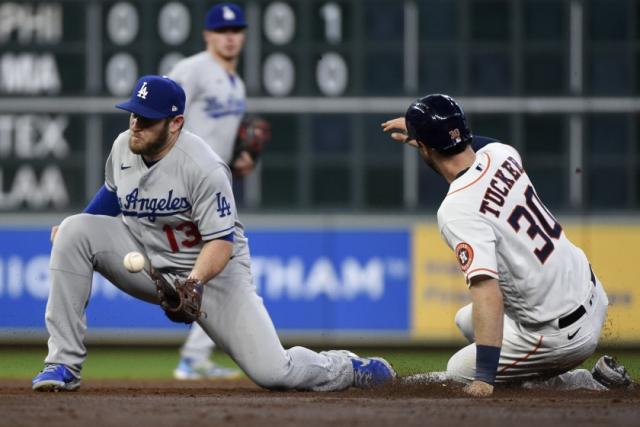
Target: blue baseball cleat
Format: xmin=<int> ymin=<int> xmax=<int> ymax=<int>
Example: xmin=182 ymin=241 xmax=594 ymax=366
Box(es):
xmin=32 ymin=364 xmax=81 ymax=392
xmin=350 ymin=356 xmax=397 ymax=388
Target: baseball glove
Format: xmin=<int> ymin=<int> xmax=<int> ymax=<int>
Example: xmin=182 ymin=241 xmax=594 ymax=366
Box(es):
xmin=232 ymin=116 xmax=272 ymax=163
xmin=151 ymin=269 xmax=204 ymax=324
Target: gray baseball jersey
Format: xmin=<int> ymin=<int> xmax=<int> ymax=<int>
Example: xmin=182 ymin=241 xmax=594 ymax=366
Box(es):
xmin=169 ymin=52 xmax=246 ymax=163
xmin=104 ymin=129 xmax=248 ymax=271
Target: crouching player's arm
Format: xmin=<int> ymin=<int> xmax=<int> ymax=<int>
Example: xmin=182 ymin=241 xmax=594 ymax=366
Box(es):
xmin=188 ymin=235 xmax=233 ymax=284
xmin=464 ymin=276 xmax=503 ymax=397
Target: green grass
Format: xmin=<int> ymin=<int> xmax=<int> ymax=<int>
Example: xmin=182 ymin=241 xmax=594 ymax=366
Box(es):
xmin=0 ymin=346 xmax=239 ymax=379
xmin=2 ymin=346 xmax=639 ymax=381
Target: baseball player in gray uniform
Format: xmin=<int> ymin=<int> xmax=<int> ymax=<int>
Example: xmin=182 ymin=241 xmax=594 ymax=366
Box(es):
xmin=31 ymin=75 xmax=396 ymax=392
xmin=382 ymin=94 xmax=634 ymax=396
xmin=167 ymin=2 xmax=252 ymax=380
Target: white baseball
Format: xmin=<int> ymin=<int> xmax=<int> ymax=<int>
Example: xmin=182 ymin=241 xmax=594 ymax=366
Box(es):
xmin=123 ymin=251 xmax=145 ymax=273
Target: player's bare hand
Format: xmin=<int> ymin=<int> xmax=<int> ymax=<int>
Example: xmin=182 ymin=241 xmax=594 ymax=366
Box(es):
xmin=381 ymin=117 xmax=419 ymax=148
xmin=232 ymin=150 xmax=255 ymax=177
xmin=462 ymin=381 xmax=494 ymax=397
xmin=50 ymin=225 xmax=59 ymax=244
xmin=381 ymin=117 xmax=406 ymax=133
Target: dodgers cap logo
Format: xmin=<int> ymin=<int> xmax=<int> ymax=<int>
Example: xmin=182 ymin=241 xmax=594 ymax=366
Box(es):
xmin=115 ymin=75 xmax=186 ymax=119
xmin=205 ymin=2 xmax=247 ymax=31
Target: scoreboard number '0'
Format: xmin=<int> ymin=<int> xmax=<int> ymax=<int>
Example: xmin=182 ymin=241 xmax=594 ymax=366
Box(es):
xmin=262 ymin=1 xmax=348 ymax=97
xmin=106 ymin=1 xmax=189 ymax=96
xmin=105 ymin=2 xmax=139 ymax=96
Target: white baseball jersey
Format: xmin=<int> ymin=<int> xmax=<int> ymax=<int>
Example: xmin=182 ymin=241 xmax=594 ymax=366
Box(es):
xmin=168 ymin=52 xmax=246 ymax=163
xmin=438 ymin=143 xmax=593 ymax=326
xmin=104 ymin=129 xmax=248 ymax=271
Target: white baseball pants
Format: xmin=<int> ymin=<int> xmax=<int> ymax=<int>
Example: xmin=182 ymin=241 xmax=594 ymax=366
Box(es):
xmin=447 ymin=275 xmax=608 ymax=385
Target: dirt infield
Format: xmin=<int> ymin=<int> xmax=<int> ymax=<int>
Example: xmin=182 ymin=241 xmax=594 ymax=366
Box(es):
xmin=1 ymin=379 xmax=639 ymax=427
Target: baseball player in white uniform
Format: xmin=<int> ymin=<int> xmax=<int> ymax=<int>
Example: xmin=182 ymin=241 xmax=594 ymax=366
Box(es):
xmin=167 ymin=3 xmax=254 ymax=379
xmin=383 ymin=94 xmax=633 ymax=396
xmin=31 ymin=75 xmax=396 ymax=392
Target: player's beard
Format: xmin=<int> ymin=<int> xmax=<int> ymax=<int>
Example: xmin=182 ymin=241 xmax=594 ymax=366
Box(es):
xmin=129 ymin=120 xmax=171 ymax=158
xmin=214 ymin=38 xmax=242 ymax=62
xmin=216 ymin=46 xmax=240 ymax=63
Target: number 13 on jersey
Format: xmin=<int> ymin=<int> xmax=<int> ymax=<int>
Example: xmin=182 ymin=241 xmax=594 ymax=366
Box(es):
xmin=163 ymin=221 xmax=202 ymax=252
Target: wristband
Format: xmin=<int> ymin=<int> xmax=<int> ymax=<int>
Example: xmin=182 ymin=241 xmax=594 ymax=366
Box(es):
xmin=475 ymin=345 xmax=501 ymax=385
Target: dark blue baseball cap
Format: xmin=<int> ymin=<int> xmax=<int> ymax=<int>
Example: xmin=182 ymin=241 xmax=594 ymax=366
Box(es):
xmin=205 ymin=3 xmax=246 ymax=31
xmin=115 ymin=75 xmax=185 ymax=120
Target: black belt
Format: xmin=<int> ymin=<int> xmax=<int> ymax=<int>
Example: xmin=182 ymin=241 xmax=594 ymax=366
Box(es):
xmin=558 ymin=266 xmax=596 ymax=329
xmin=559 ymin=305 xmax=586 ymax=328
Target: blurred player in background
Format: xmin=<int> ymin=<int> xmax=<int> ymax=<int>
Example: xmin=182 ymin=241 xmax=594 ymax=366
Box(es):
xmin=383 ymin=94 xmax=634 ymax=396
xmin=168 ymin=2 xmax=268 ymax=380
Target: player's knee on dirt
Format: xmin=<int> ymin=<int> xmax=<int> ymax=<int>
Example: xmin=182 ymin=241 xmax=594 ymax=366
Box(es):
xmin=446 ymin=344 xmax=476 ymax=384
xmin=233 ymin=346 xmax=299 ymax=390
xmin=240 ymin=346 xmax=350 ymax=391
xmin=241 ymin=358 xmax=292 ymax=390
xmin=455 ymin=304 xmax=475 ymax=343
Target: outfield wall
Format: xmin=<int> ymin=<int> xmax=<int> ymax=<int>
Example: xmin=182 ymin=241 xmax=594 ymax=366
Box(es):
xmin=0 ymin=216 xmax=638 ymax=346
xmin=411 ymin=222 xmax=640 ymax=346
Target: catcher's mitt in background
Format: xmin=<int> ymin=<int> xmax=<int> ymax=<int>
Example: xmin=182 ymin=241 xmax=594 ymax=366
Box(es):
xmin=151 ymin=269 xmax=204 ymax=324
xmin=232 ymin=116 xmax=272 ymax=165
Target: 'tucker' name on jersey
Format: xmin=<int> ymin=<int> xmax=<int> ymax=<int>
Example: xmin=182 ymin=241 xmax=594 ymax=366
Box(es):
xmin=479 ymin=156 xmax=525 ymax=218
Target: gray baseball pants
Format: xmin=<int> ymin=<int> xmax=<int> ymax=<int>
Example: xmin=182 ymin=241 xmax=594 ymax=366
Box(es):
xmin=44 ymin=213 xmax=354 ymax=391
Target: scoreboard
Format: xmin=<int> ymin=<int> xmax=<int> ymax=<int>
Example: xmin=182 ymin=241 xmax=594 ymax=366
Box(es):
xmin=0 ymin=0 xmax=413 ymax=213
xmin=2 ymin=0 xmax=636 ymax=213
xmin=0 ymin=0 xmax=410 ymax=98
